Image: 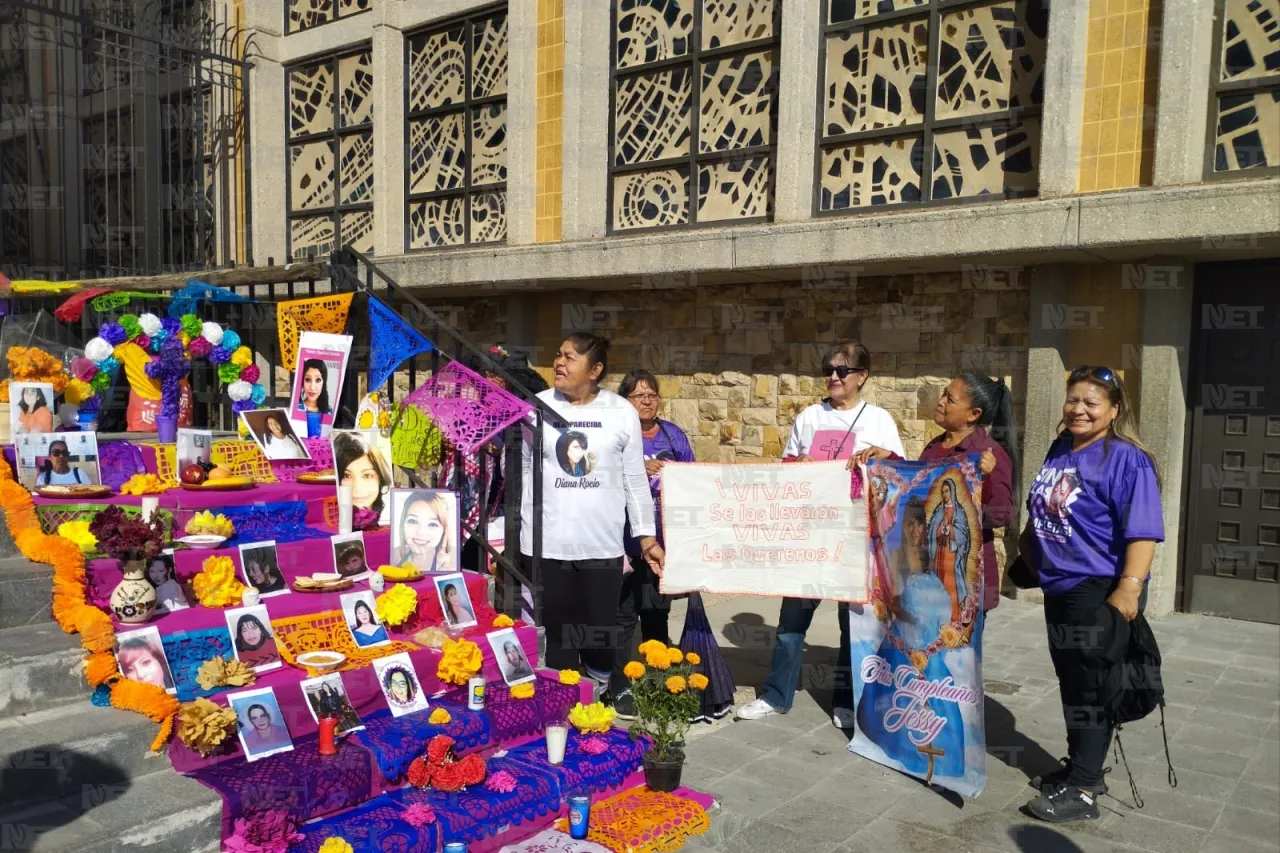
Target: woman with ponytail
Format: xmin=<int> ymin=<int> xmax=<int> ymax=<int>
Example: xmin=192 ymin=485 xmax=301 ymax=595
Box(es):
xmin=852 ymin=374 xmax=1018 ymax=613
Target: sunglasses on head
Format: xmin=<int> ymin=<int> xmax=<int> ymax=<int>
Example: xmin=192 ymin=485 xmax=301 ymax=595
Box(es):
xmin=821 ymin=364 xmax=864 ymax=379
xmin=1070 ymin=365 xmax=1117 ymax=385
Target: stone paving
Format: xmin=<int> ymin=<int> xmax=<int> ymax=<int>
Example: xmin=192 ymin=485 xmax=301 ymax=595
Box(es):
xmin=667 ymin=594 xmax=1280 ymax=853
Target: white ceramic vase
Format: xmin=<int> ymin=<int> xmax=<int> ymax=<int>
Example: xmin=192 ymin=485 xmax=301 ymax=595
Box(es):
xmin=110 ymin=554 xmax=157 ymax=624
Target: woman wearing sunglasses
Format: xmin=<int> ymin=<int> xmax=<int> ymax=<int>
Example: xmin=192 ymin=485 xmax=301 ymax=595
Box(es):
xmin=37 ymin=440 xmax=88 ymax=486
xmin=1018 ymin=366 xmax=1163 ymax=823
xmin=736 ymin=341 xmax=904 ymax=730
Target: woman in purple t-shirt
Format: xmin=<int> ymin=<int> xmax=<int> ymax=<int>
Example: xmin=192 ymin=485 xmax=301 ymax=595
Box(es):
xmin=1020 ymin=366 xmax=1164 ymax=824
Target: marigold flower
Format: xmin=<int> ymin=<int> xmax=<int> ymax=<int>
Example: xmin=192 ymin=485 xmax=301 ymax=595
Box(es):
xmin=688 ymin=673 xmax=710 ymax=691
xmin=436 ymin=638 xmax=483 ymax=685
xmin=666 ymin=648 xmax=683 ymax=665
xmin=317 ymin=839 xmax=353 ymax=853
xmin=637 ymin=639 xmax=666 ymax=656
xmin=510 ymin=682 xmax=535 ymax=700
xmin=623 ymin=661 xmax=646 ymax=680
xmin=685 ymin=652 xmax=701 ymax=666
xmin=644 ymin=649 xmax=670 ymax=670
xmin=375 ymin=583 xmax=418 ymax=627
xmin=558 ymin=669 xmax=581 ymax=685
xmin=492 ymin=614 xmax=514 ymax=628
xmin=665 ymin=676 xmax=687 ymax=694
xmin=428 ymin=707 xmax=452 ymax=725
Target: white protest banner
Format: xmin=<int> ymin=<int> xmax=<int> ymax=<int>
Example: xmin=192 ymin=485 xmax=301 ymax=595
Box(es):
xmin=660 ymin=460 xmax=869 ymax=601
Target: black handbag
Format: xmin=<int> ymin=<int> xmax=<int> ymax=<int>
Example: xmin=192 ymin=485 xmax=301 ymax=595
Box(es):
xmin=1006 ymin=554 xmax=1039 ymax=589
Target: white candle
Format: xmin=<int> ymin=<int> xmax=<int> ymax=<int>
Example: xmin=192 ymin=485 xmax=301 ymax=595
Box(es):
xmin=140 ymin=497 xmax=159 ymax=523
xmin=337 ymin=484 xmax=353 ymax=534
xmin=545 ymin=724 xmax=568 ymax=766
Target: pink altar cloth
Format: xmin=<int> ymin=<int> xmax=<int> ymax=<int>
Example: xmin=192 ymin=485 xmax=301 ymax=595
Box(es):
xmin=34 ymin=480 xmax=335 ymax=528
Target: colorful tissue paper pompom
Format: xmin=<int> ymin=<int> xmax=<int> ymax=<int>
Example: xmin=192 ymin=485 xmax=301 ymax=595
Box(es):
xmin=97 ymin=356 xmax=120 ymax=376
xmin=180 ymin=314 xmax=203 ymax=338
xmin=231 ymin=346 xmax=253 ymax=367
xmin=118 ymin=315 xmax=142 ymax=340
xmin=200 ymin=321 xmax=224 ymax=345
xmin=221 ymin=330 xmax=241 ymax=351
xmin=71 ymin=357 xmax=98 ymax=381
xmin=139 ymin=313 xmax=162 ymax=336
xmin=188 ymin=336 xmax=213 ymax=358
xmin=250 ymin=384 xmax=267 ymax=405
xmin=85 ymin=337 xmax=113 ymax=362
xmin=162 ymin=316 xmax=183 ymax=337
xmin=375 ymin=583 xmax=418 ymax=626
xmin=222 ymin=809 xmax=303 ymax=853
xmin=558 ymin=669 xmax=581 ymax=685
xmin=134 ymin=334 xmax=150 ymax=351
xmin=65 ymin=379 xmax=96 ymax=405
xmin=209 ymin=345 xmax=232 ymax=365
xmin=485 ymin=770 xmax=517 ymax=793
xmin=100 ymin=322 xmax=127 ymax=346
xmin=232 ymin=400 xmax=255 ymax=414
xmin=401 ymin=804 xmax=436 ymax=828
xmin=90 ymin=372 xmax=112 ymax=392
xmin=150 ymin=333 xmax=167 ymax=353
xmin=218 ymin=363 xmax=243 ymax=383
xmin=240 ymin=364 xmax=260 ymax=384
xmin=226 ymin=380 xmax=252 ymax=402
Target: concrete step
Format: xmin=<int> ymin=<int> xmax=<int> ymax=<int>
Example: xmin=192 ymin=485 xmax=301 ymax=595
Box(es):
xmin=0 ymin=557 xmax=54 ymax=630
xmin=0 ymin=767 xmax=221 ymax=853
xmin=0 ymin=702 xmax=173 ymax=812
xmin=0 ymin=623 xmax=88 ymax=718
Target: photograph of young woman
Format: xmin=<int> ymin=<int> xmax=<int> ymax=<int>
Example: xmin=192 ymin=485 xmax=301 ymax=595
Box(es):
xmin=341 ymin=590 xmax=390 ymax=647
xmin=486 ymin=628 xmax=536 ymax=686
xmin=146 ymin=552 xmax=189 ymax=613
xmin=261 ymin=412 xmax=308 ymax=460
xmin=390 ymin=490 xmax=457 ymax=574
xmin=238 ymin=542 xmax=287 ymax=596
xmin=300 ymin=674 xmax=363 ymax=734
xmin=296 ymin=358 xmax=332 ymax=418
xmin=372 ymin=653 xmax=429 ymax=716
xmin=115 ymin=628 xmax=176 ymax=692
xmin=333 ymin=430 xmax=392 ymax=523
xmin=554 ymin=430 xmax=595 ymax=477
xmin=12 ymin=383 xmax=54 ymax=435
xmin=229 ymin=687 xmax=293 ymax=761
xmin=331 ymin=534 xmax=370 ymax=579
xmin=36 ymin=440 xmax=89 ymax=486
xmin=226 ymin=607 xmax=282 ymax=672
xmin=434 ymin=573 xmax=477 ymax=628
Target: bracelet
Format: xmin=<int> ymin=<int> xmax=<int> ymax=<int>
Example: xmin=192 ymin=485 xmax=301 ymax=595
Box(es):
xmin=1121 ymin=575 xmax=1146 ymax=587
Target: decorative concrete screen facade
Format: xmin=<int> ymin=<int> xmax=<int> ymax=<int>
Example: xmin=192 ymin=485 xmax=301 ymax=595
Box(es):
xmin=287 ymin=0 xmax=369 ymax=35
xmin=1209 ymin=0 xmax=1280 ymax=174
xmin=609 ymin=0 xmax=781 ymax=232
xmin=285 ymin=46 xmax=375 ymax=259
xmin=404 ymin=7 xmax=510 ymax=249
xmin=817 ymin=0 xmax=1047 ymax=211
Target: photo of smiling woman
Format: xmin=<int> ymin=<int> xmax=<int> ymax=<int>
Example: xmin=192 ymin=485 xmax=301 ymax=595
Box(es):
xmin=226 ymin=605 xmax=282 ymax=672
xmin=115 ymin=627 xmax=176 ymax=692
xmin=340 ymin=590 xmax=390 ymax=647
xmin=11 ymin=382 xmax=54 ymax=436
xmin=390 ymin=490 xmax=457 ymax=574
xmin=372 ymin=652 xmax=429 ymax=717
xmin=333 ymin=429 xmax=392 ymax=524
xmin=433 ymin=572 xmax=477 ymax=628
xmin=146 ymin=552 xmax=189 ymax=613
xmin=262 ymin=412 xmax=308 ymax=460
xmin=290 ymin=332 xmax=352 ymax=438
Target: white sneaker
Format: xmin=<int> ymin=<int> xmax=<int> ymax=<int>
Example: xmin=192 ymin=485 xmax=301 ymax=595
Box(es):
xmin=735 ymin=698 xmax=782 ymax=720
xmin=831 ymin=707 xmax=856 ymax=729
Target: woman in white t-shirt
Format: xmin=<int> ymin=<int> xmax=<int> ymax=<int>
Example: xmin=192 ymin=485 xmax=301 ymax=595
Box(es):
xmin=520 ymin=333 xmax=664 ymax=689
xmin=736 ymin=340 xmax=904 ymax=730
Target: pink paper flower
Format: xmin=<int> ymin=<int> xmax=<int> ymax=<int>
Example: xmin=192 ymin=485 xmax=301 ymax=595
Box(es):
xmin=401 ymin=803 xmax=436 ymax=828
xmin=485 ymin=770 xmax=517 ymax=793
xmin=579 ymin=737 xmax=609 ymax=756
xmin=353 ymin=507 xmax=380 ymax=531
xmin=71 ymin=357 xmax=98 ymax=381
xmin=241 ymin=363 xmax=260 ymax=383
xmin=189 ymin=336 xmax=213 ymax=358
xmin=222 ymin=810 xmax=304 ymax=853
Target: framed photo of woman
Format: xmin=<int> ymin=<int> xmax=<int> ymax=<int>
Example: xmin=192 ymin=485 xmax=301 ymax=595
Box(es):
xmin=289 ymin=331 xmax=352 ymax=439
xmin=238 ymin=541 xmax=288 ymax=597
xmin=239 ymin=408 xmax=311 ymax=461
xmin=486 ymin=628 xmax=536 ymax=686
xmin=145 ymin=550 xmax=189 ymax=614
xmin=16 ymin=431 xmax=102 ymax=490
xmin=225 ymin=604 xmax=282 ymax=672
xmin=330 ymin=532 xmax=370 ymax=580
xmin=228 ymin=686 xmax=294 ymax=762
xmin=10 ymin=382 xmax=55 ymax=437
xmin=300 ymin=673 xmax=364 ymax=735
xmin=115 ymin=626 xmax=176 ymax=693
xmin=372 ymin=652 xmax=429 ymax=717
xmin=434 ymin=572 xmax=477 ymax=629
xmin=332 ymin=430 xmax=392 ymax=526
xmin=340 ymin=589 xmax=390 ymax=647
xmin=389 ymin=489 xmax=458 ymax=574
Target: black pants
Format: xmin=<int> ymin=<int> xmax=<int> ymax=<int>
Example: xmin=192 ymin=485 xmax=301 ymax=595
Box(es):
xmin=525 ymin=556 xmax=625 ymax=680
xmin=610 ymin=556 xmax=671 ymax=695
xmin=1044 ymin=576 xmax=1147 ymax=788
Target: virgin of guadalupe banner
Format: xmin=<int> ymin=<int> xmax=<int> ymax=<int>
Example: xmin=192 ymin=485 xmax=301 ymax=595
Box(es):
xmin=660 ymin=461 xmax=869 ymax=601
xmin=848 ymin=455 xmax=986 ymax=797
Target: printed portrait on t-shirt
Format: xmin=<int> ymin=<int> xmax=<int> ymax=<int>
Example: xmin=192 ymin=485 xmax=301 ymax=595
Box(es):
xmin=555 ymin=430 xmax=596 ymax=477
xmin=1028 ymin=466 xmax=1083 ymax=543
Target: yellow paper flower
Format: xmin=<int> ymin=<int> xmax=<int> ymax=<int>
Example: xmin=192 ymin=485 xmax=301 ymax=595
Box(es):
xmin=191 ymin=555 xmax=245 ymax=608
xmin=644 ymin=649 xmax=670 ymax=671
xmin=568 ymin=701 xmax=616 ymax=734
xmin=428 ymin=707 xmax=452 ymax=725
xmin=64 ymin=379 xmax=96 ymax=405
xmin=436 ymin=638 xmax=484 ymax=685
xmin=558 ymin=669 xmax=581 ymax=685
xmin=230 ymin=346 xmax=253 ymax=367
xmin=177 ymin=697 xmax=238 ymax=757
xmin=665 ymin=676 xmax=686 ymax=694
xmin=909 ymin=650 xmax=929 ymax=673
xmin=666 ymin=648 xmax=684 ymax=666
xmin=357 ymin=410 xmax=375 ymax=429
xmin=56 ymin=521 xmax=98 ymax=553
xmin=637 ymin=640 xmax=665 ymax=656
xmin=375 ymin=583 xmax=418 ymax=627
xmin=195 ymin=656 xmax=255 ymax=691
xmin=186 ymin=511 xmax=234 ymax=538
xmin=685 ymin=652 xmax=701 ymax=666
xmin=689 ymin=673 xmax=709 ymax=691
xmin=623 ymin=661 xmax=646 ymax=680
xmin=238 ymin=421 xmax=250 ymax=439
xmin=492 ymin=614 xmax=514 ymax=628
xmin=120 ymin=473 xmax=176 ymax=495
xmin=318 ymin=839 xmax=353 ymax=853
xmin=511 ymin=682 xmax=536 ymax=700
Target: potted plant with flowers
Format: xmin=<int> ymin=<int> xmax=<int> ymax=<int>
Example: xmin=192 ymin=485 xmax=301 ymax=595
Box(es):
xmin=89 ymin=505 xmax=167 ymax=623
xmin=623 ymin=640 xmax=709 ymax=792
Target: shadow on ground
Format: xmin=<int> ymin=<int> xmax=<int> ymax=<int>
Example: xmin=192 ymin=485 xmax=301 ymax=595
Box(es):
xmin=0 ymin=745 xmax=130 ymax=848
xmin=1010 ymin=824 xmax=1087 ymax=852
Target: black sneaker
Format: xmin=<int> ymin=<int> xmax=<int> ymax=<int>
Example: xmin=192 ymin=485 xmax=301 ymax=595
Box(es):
xmin=1031 ymin=758 xmax=1109 ymax=796
xmin=611 ymin=690 xmax=637 ymax=721
xmin=1026 ymin=784 xmax=1101 ymax=823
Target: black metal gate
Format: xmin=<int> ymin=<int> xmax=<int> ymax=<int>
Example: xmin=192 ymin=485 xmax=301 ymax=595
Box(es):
xmin=0 ymin=0 xmax=252 ymax=281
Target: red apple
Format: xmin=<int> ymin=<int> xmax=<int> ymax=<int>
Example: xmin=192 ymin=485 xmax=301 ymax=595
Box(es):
xmin=180 ymin=463 xmax=207 ymax=485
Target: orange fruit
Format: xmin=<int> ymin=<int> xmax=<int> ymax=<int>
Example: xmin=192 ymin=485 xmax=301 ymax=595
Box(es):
xmin=206 ymin=467 xmax=232 ymax=481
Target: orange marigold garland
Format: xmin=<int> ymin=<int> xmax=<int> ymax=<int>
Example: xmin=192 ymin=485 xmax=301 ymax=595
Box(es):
xmin=0 ymin=460 xmax=176 ymax=750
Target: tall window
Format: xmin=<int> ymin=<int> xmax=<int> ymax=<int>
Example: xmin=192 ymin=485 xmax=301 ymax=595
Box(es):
xmin=285 ymin=47 xmax=374 ymax=260
xmin=817 ymin=0 xmax=1046 ymax=212
xmin=286 ymin=0 xmax=370 ymax=35
xmin=404 ymin=8 xmax=509 ymax=250
xmin=1208 ymin=0 xmax=1280 ymax=175
xmin=608 ymin=0 xmax=780 ymax=233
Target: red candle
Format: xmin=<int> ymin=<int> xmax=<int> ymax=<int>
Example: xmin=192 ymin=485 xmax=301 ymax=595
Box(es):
xmin=318 ymin=716 xmax=339 ymax=756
